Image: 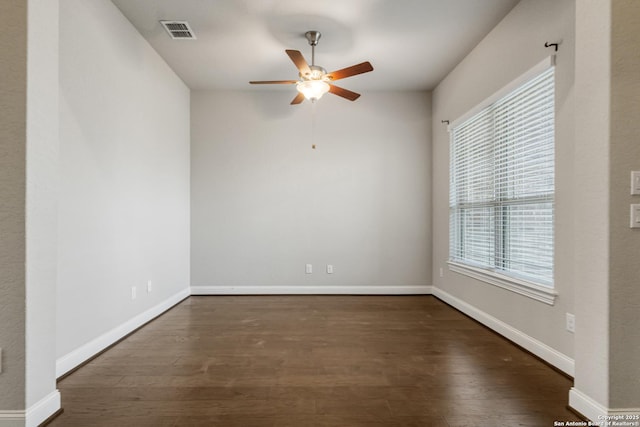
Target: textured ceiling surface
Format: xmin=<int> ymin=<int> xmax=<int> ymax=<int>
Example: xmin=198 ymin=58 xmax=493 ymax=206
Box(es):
xmin=110 ymin=0 xmax=519 ymax=91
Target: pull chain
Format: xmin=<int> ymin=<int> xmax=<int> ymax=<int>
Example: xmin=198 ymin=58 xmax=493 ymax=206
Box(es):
xmin=311 ymin=101 xmax=317 ymax=149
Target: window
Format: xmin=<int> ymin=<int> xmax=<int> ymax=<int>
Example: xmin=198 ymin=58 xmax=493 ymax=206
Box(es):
xmin=449 ymin=58 xmax=556 ymax=304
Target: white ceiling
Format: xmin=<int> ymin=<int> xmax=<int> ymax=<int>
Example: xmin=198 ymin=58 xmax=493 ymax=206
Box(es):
xmin=110 ymin=0 xmax=519 ymax=91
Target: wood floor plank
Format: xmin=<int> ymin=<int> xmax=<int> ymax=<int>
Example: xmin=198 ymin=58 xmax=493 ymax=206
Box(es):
xmin=47 ymin=296 xmax=582 ymax=426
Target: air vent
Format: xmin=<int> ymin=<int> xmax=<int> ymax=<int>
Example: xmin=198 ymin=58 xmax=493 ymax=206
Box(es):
xmin=160 ymin=21 xmax=196 ymax=40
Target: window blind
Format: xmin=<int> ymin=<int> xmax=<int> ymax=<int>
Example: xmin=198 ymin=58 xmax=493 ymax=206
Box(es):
xmin=449 ymin=66 xmax=555 ymax=287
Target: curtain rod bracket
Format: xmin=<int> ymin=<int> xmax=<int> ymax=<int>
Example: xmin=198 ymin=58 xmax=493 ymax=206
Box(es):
xmin=441 ymin=120 xmax=450 ymax=125
xmin=544 ymin=42 xmax=558 ymax=52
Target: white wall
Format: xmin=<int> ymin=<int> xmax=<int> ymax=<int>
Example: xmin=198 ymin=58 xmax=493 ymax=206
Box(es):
xmin=57 ymin=0 xmax=190 ymax=363
xmin=608 ymin=0 xmax=640 ymax=408
xmin=572 ymin=0 xmax=640 ymax=414
xmin=191 ymin=90 xmax=431 ymax=293
xmin=1 ymin=0 xmax=61 ymax=424
xmin=0 ymin=0 xmax=28 ymax=413
xmin=0 ymin=2 xmax=27 ymax=411
xmin=25 ymin=0 xmax=60 ymax=418
xmin=431 ymin=0 xmax=576 ymax=360
xmin=573 ymin=0 xmax=611 ymax=409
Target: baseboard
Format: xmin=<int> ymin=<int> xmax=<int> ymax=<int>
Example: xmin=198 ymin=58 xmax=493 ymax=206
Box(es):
xmin=56 ymin=287 xmax=190 ymax=378
xmin=569 ymin=388 xmax=608 ymax=423
xmin=0 ymin=410 xmax=24 ymax=427
xmin=0 ymin=390 xmax=60 ymax=427
xmin=190 ymin=285 xmax=434 ymax=295
xmin=431 ymin=287 xmax=575 ymax=377
xmin=569 ymin=388 xmax=640 ymax=423
xmin=27 ymin=390 xmax=60 ymax=427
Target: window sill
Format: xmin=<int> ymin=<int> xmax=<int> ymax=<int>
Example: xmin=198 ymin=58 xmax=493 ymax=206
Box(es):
xmin=447 ymin=261 xmax=557 ymax=305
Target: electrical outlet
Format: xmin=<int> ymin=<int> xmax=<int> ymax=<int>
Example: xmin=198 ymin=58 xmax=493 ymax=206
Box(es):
xmin=147 ymin=280 xmax=152 ymax=293
xmin=439 ymin=267 xmax=444 ymax=278
xmin=631 ymin=204 xmax=640 ymax=228
xmin=305 ymin=264 xmax=312 ymax=274
xmin=327 ymin=264 xmax=334 ymax=274
xmin=631 ymin=171 xmax=640 ymax=195
xmin=131 ymin=286 xmax=137 ymax=300
xmin=0 ymin=348 xmax=3 ymax=374
xmin=566 ymin=313 xmax=575 ymax=333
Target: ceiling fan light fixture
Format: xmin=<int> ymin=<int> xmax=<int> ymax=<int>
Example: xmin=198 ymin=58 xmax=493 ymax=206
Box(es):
xmin=249 ymin=30 xmax=373 ymax=104
xmin=306 ymin=65 xmax=326 ymax=80
xmin=296 ymin=80 xmax=330 ymax=102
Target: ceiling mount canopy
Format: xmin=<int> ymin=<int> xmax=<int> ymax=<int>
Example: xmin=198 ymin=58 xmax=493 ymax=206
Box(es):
xmin=305 ymin=30 xmax=321 ymax=46
xmin=249 ymin=30 xmax=374 ymax=105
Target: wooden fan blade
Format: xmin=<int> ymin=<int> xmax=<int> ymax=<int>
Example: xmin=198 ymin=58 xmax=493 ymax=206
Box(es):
xmin=249 ymin=80 xmax=298 ymax=84
xmin=328 ymin=84 xmax=361 ymax=101
xmin=326 ymin=61 xmax=373 ymax=81
xmin=291 ymin=92 xmax=305 ymax=105
xmin=285 ymin=50 xmax=311 ymax=76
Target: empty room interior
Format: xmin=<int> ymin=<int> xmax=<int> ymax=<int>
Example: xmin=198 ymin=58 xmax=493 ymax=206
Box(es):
xmin=1 ymin=0 xmax=639 ymax=426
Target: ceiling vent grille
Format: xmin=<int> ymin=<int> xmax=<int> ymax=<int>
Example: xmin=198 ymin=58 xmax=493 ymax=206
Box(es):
xmin=160 ymin=21 xmax=196 ymax=40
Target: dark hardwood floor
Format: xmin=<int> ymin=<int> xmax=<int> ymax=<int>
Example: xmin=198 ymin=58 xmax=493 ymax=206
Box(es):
xmin=47 ymin=296 xmax=581 ymax=426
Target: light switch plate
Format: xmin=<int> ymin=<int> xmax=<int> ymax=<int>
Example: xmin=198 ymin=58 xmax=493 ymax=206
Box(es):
xmin=566 ymin=313 xmax=575 ymax=333
xmin=632 ymin=171 xmax=640 ymax=195
xmin=631 ymin=204 xmax=640 ymax=228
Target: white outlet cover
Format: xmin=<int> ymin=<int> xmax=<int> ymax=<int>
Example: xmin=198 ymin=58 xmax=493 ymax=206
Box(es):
xmin=566 ymin=313 xmax=575 ymax=333
xmin=131 ymin=287 xmax=137 ymax=299
xmin=305 ymin=264 xmax=312 ymax=274
xmin=631 ymin=171 xmax=640 ymax=195
xmin=631 ymin=204 xmax=640 ymax=229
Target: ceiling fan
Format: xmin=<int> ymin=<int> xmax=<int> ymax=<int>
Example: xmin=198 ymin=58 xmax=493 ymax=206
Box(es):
xmin=249 ymin=31 xmax=374 ymax=105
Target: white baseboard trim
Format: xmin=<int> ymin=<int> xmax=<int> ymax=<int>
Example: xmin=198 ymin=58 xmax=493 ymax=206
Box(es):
xmin=190 ymin=285 xmax=434 ymax=295
xmin=569 ymin=388 xmax=608 ymax=423
xmin=569 ymin=388 xmax=640 ymax=423
xmin=0 ymin=390 xmax=61 ymax=427
xmin=56 ymin=288 xmax=190 ymax=378
xmin=27 ymin=390 xmax=60 ymax=427
xmin=431 ymin=287 xmax=575 ymax=377
xmin=0 ymin=410 xmax=24 ymax=425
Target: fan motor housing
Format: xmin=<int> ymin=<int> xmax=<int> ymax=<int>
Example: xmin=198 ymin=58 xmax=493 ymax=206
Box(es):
xmin=300 ymin=65 xmax=327 ymax=81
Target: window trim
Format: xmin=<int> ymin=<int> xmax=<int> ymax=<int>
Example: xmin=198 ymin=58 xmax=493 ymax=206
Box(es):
xmin=448 ymin=261 xmax=558 ymax=305
xmin=448 ymin=55 xmax=557 ymax=305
